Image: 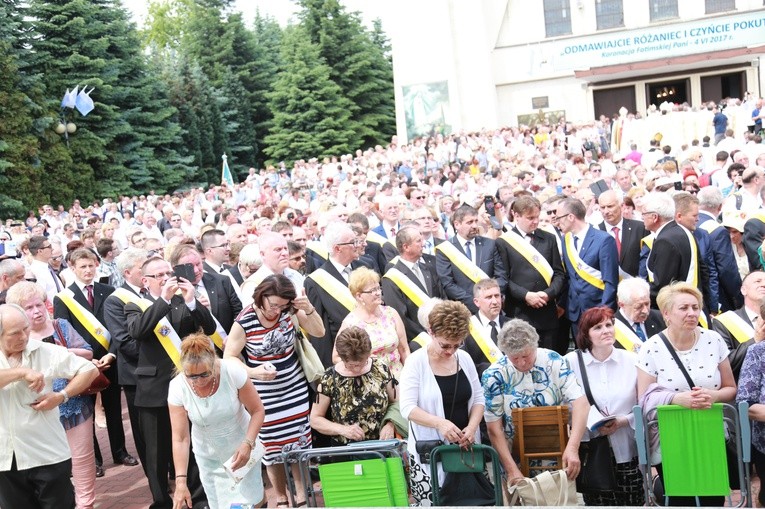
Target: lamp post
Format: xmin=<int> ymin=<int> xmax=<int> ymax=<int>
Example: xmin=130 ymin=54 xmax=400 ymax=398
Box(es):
xmin=56 ymin=85 xmax=94 ymax=147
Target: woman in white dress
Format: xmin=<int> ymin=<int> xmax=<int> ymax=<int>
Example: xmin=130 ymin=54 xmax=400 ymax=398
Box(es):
xmin=169 ymin=333 xmax=266 ymax=509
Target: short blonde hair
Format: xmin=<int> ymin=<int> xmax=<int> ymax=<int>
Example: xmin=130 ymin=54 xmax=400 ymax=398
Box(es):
xmin=656 ymin=281 xmax=703 ymax=315
xmin=6 ymin=281 xmax=46 ymax=307
xmin=349 ymin=266 xmax=380 ymax=296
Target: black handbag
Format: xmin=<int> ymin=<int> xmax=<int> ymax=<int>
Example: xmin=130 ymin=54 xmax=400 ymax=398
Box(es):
xmin=439 ymin=471 xmax=496 ymax=506
xmin=412 ymin=356 xmax=459 ymax=465
xmin=575 ymin=350 xmax=618 ymax=493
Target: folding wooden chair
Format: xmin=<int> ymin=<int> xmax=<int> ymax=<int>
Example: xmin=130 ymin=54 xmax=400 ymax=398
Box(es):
xmin=511 ymin=406 xmax=570 ymax=476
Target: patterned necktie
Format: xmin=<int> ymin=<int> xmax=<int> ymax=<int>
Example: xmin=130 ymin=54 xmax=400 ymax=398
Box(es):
xmin=85 ymin=284 xmax=94 ymax=308
xmin=633 ymin=322 xmax=647 ymax=342
xmin=612 ymin=226 xmax=621 ymax=257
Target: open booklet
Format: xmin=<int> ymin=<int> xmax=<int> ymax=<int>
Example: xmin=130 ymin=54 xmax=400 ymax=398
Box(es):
xmin=587 ymin=406 xmax=616 ymax=432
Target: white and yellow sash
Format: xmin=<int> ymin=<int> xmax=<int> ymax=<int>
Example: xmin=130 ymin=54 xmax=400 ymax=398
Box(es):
xmin=111 ymin=288 xmax=184 ymax=370
xmin=680 ymin=226 xmax=699 ymax=288
xmin=498 ymin=231 xmax=553 ymax=286
xmin=714 ymin=311 xmax=754 ymax=344
xmin=57 ymin=288 xmax=111 ymax=351
xmin=613 ymin=319 xmax=642 ymax=352
xmin=699 ymin=311 xmax=709 ymax=329
xmin=367 ymin=230 xmax=397 ymax=252
xmin=306 ymin=240 xmax=329 ymax=261
xmin=563 ymin=234 xmax=605 ymax=290
xmin=383 ymin=267 xmax=429 ymax=307
xmin=435 ymin=241 xmax=489 ymax=283
xmin=307 ymin=268 xmax=356 ymax=312
xmin=699 ymin=219 xmax=723 ymax=235
xmin=468 ymin=316 xmax=502 ymax=364
xmin=412 ymin=332 xmax=432 ymax=349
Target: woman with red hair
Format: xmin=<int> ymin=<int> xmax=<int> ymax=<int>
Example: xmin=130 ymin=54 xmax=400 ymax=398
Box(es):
xmin=565 ymin=306 xmax=643 ymax=506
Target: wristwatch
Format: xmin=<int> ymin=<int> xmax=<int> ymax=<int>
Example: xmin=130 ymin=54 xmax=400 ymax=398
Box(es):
xmin=58 ymin=389 xmax=69 ymax=404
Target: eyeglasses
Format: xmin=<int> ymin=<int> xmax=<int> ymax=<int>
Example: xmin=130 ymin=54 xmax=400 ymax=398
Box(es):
xmin=185 ymin=371 xmax=212 ymax=380
xmin=590 ymin=169 xmax=602 ymax=173
xmin=210 ymin=243 xmax=230 ymax=249
xmin=437 ymin=341 xmax=464 ymax=351
xmin=265 ymin=297 xmax=293 ymax=312
xmin=412 ymin=195 xmax=425 ymax=200
xmin=642 ymin=211 xmax=658 ymax=217
xmin=51 ymin=255 xmax=63 ymax=261
xmin=145 ymin=271 xmax=174 ymax=279
xmin=337 ymin=240 xmax=362 ymax=247
xmin=41 ymin=245 xmax=52 ymax=250
xmin=360 ymin=286 xmax=382 ymax=294
xmin=553 ymin=213 xmax=570 ymax=221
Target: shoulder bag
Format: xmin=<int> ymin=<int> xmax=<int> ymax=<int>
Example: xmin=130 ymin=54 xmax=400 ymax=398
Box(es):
xmin=291 ymin=317 xmax=324 ymax=383
xmin=509 ymin=469 xmax=578 ymax=506
xmin=574 ymin=350 xmax=617 ymax=493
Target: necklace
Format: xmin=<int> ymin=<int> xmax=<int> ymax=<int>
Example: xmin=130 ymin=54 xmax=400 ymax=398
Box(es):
xmin=191 ymin=372 xmax=218 ymax=405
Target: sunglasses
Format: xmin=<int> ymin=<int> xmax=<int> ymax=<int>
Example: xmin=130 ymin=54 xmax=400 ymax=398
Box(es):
xmin=185 ymin=371 xmax=212 ymax=380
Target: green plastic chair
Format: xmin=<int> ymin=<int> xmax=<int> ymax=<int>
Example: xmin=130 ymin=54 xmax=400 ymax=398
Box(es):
xmin=429 ymin=444 xmax=503 ymax=506
xmin=318 ymin=456 xmax=408 ymax=507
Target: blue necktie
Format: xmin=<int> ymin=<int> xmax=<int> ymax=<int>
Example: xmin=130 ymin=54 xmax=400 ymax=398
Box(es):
xmin=465 ymin=241 xmax=473 ymax=262
xmin=633 ymin=322 xmax=647 ymax=342
xmin=573 ymin=235 xmax=579 ymax=251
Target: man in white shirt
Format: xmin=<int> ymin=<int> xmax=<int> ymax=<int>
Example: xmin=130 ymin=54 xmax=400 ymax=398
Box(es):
xmin=463 ymin=278 xmax=506 ymax=376
xmin=28 ymin=236 xmax=64 ymax=302
xmin=240 ymin=232 xmax=304 ymax=307
xmin=0 ymin=304 xmax=98 ymax=509
xmin=200 ymin=229 xmax=230 ymax=275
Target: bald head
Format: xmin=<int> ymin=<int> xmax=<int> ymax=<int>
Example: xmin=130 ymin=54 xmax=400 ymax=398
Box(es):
xmin=597 ymin=190 xmax=623 ymax=226
xmin=259 ymin=231 xmax=289 ymax=273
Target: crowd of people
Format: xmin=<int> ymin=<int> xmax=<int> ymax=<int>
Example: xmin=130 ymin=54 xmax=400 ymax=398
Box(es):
xmin=2 ymin=95 xmax=765 ymax=509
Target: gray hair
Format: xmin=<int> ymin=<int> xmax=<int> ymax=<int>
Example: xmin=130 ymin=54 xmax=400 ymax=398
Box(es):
xmin=617 ymin=277 xmax=650 ymax=304
xmin=323 ymin=221 xmax=354 ymax=250
xmin=697 ymin=186 xmax=723 ymax=210
xmin=238 ymin=243 xmax=262 ymax=267
xmin=0 ymin=303 xmax=29 ymax=337
xmin=115 ymin=248 xmax=149 ymax=275
xmin=0 ymin=258 xmax=24 ymax=278
xmin=497 ymin=319 xmax=539 ymax=355
xmin=642 ymin=192 xmax=675 ymax=220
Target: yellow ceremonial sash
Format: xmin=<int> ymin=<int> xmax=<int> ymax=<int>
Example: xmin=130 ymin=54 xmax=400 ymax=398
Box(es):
xmin=383 ymin=267 xmax=429 ymax=308
xmin=306 ymin=241 xmax=329 ymax=261
xmin=747 ymin=210 xmax=765 ymax=224
xmin=699 ymin=311 xmax=709 ymax=329
xmin=613 ymin=319 xmax=641 ymax=352
xmin=57 ymin=289 xmax=111 ymax=351
xmin=643 ymin=234 xmax=656 ymax=283
xmin=563 ymin=234 xmax=605 ymax=290
xmin=435 ymin=241 xmax=489 ymax=283
xmin=714 ymin=311 xmax=754 ymax=344
xmin=412 ymin=332 xmax=431 ymax=348
xmin=308 ymin=268 xmax=356 ymax=312
xmin=498 ymin=231 xmax=553 ymax=286
xmin=112 ymin=288 xmax=184 ymax=370
xmin=699 ymin=219 xmax=722 ymax=235
xmin=366 ymin=230 xmax=397 ymax=251
xmin=468 ymin=316 xmax=502 ymax=364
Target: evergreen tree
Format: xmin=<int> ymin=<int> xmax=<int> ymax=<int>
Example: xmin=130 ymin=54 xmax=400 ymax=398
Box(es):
xmin=249 ymin=11 xmax=283 ymax=168
xmin=297 ymin=0 xmax=395 ymax=150
xmin=264 ymin=26 xmax=355 ymax=164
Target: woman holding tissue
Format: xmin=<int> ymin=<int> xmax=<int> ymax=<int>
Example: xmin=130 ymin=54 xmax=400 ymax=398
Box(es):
xmin=565 ymin=306 xmax=644 ymax=506
xmin=168 ymin=332 xmax=266 ymax=509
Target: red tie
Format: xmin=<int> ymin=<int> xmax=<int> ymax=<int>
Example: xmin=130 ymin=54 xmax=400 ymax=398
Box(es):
xmin=85 ymin=284 xmax=94 ymax=308
xmin=390 ymin=227 xmax=396 ymax=238
xmin=612 ymin=226 xmax=621 ymax=257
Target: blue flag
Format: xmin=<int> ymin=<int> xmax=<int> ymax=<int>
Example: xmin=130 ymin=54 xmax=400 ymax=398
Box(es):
xmin=221 ymin=154 xmax=234 ymax=186
xmin=75 ymin=87 xmax=95 ymax=116
xmin=61 ymin=86 xmax=78 ymax=109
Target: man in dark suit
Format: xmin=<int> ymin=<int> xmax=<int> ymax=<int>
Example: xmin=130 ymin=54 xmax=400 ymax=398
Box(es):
xmin=643 ymin=192 xmax=708 ymax=308
xmin=558 ymin=198 xmax=619 ymax=328
xmin=697 ymin=186 xmax=743 ymax=312
xmin=305 ymin=222 xmax=359 ymax=367
xmin=463 ymin=278 xmax=508 ymax=376
xmin=200 ymin=229 xmax=231 ymax=275
xmin=349 ymin=213 xmax=397 ymax=275
xmin=172 ymin=244 xmax=242 ymax=335
xmin=53 ymin=249 xmax=137 ymax=476
xmin=103 ymin=248 xmax=150 ymax=472
xmin=614 ymin=278 xmax=664 ymax=351
xmin=743 ymin=211 xmax=765 ymax=272
xmin=382 ymin=226 xmax=444 ymax=351
xmin=126 ymin=256 xmax=216 ymax=509
xmin=411 ymin=207 xmax=445 ymax=272
xmin=435 ymin=204 xmax=507 ymax=314
xmin=713 ymin=271 xmax=765 ymax=379
xmin=496 ymin=196 xmax=567 ymax=354
xmin=597 ymin=190 xmax=647 ymax=278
